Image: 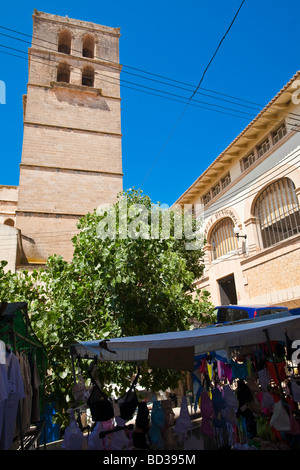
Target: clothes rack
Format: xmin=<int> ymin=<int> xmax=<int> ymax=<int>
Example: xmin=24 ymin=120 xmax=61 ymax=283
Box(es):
xmin=0 ymin=302 xmax=47 ymax=450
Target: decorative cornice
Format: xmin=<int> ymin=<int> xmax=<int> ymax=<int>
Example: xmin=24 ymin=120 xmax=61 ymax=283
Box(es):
xmin=26 ymin=81 xmax=121 ymax=101
xmin=29 ymin=47 xmax=122 ymax=72
xmin=16 ymin=210 xmax=84 ymax=218
xmin=23 ymin=120 xmax=122 ymax=138
xmin=173 ymin=70 xmax=300 ymax=206
xmin=19 ymin=163 xmax=123 ymax=177
xmin=240 ymin=233 xmax=300 ymax=268
xmin=33 ymin=10 xmax=121 ymax=38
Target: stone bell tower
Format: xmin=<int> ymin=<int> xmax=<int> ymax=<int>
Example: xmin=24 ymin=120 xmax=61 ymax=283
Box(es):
xmin=16 ymin=10 xmax=123 ymax=263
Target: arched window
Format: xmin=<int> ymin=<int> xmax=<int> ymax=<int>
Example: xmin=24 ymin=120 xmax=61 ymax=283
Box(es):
xmin=57 ymin=62 xmax=70 ymax=83
xmin=254 ymin=177 xmax=300 ymax=248
xmin=3 ymin=218 xmax=14 ymax=227
xmin=82 ymin=34 xmax=95 ymax=58
xmin=58 ymin=30 xmax=72 ymax=54
xmin=210 ymin=217 xmax=238 ymax=260
xmin=82 ymin=66 xmax=94 ymax=87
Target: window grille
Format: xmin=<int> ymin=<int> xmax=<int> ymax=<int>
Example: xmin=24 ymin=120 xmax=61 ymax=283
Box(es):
xmin=212 ymin=183 xmax=220 ymax=198
xmin=242 ymin=152 xmax=256 ymax=171
xmin=210 ymin=217 xmax=238 ymax=260
xmin=254 ymin=178 xmax=300 ymax=249
xmin=221 ymin=173 xmax=231 ymax=190
xmin=257 ymin=138 xmax=270 ymax=158
xmin=203 ymin=192 xmax=211 ymax=206
xmin=272 ymin=123 xmax=287 ymax=145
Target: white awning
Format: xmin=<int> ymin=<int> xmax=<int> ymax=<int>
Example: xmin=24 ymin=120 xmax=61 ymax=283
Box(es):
xmin=71 ymin=314 xmax=300 ymax=370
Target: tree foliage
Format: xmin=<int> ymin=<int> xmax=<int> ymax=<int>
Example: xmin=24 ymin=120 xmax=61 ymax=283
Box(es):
xmin=0 ymin=189 xmax=214 ymax=426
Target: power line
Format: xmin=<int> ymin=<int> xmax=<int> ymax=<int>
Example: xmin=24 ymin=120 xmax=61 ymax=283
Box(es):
xmin=1 ymin=11 xmax=300 ymax=201
xmin=0 ymin=57 xmax=298 ymax=193
xmin=3 ymin=44 xmax=300 ymax=213
xmin=1 ymin=12 xmax=299 ymax=259
xmin=175 ymin=148 xmax=299 ymax=215
xmin=190 ymin=0 xmax=246 ymax=101
xmin=1 ymin=29 xmax=300 ymax=129
xmin=2 ymin=13 xmax=300 ymax=137
xmin=3 ymin=17 xmax=300 ymax=124
xmin=0 ymin=21 xmax=267 ymax=111
xmin=2 ymin=43 xmax=297 ymax=128
xmin=192 ymin=151 xmax=300 ymax=219
xmin=1 ymin=150 xmax=298 ymax=245
xmin=0 ymin=36 xmax=267 ymax=119
xmin=139 ymin=0 xmax=247 ymax=188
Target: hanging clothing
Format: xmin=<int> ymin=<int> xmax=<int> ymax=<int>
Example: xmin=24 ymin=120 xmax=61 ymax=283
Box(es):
xmin=229 ymin=359 xmax=248 ymax=380
xmin=290 ymin=379 xmax=300 ymax=402
xmin=18 ymin=351 xmax=33 ymax=434
xmin=200 ymin=391 xmax=215 ymax=438
xmin=0 ymin=341 xmax=8 ymax=449
xmin=149 ymin=401 xmax=165 ymax=449
xmin=174 ymin=396 xmax=192 ymax=439
xmin=0 ymin=349 xmax=25 ymax=450
xmin=222 ymin=384 xmax=238 ymax=411
xmin=62 ymin=410 xmax=84 ymax=450
xmin=0 ymin=341 xmax=8 ymax=401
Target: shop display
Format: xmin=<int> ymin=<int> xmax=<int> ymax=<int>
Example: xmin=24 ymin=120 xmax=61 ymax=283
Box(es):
xmin=65 ymin=334 xmax=300 ymax=451
xmin=0 ymin=302 xmax=47 ymax=450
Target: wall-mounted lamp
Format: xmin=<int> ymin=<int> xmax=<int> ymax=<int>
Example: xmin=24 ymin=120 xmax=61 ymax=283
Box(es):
xmin=234 ymin=225 xmax=247 ymax=240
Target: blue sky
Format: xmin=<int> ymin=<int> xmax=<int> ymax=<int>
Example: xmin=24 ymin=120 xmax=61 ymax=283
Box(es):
xmin=0 ymin=0 xmax=299 ymax=207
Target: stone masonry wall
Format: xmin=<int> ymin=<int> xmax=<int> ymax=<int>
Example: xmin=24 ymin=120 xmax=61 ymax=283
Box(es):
xmin=243 ymin=242 xmax=300 ymax=306
xmin=16 ymin=11 xmax=123 ymax=263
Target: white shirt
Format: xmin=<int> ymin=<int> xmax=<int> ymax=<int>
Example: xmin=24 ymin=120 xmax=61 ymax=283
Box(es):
xmin=0 ymin=349 xmax=25 ymax=449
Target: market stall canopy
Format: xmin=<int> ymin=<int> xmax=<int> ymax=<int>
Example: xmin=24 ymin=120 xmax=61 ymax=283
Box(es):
xmin=70 ymin=314 xmax=300 ymax=371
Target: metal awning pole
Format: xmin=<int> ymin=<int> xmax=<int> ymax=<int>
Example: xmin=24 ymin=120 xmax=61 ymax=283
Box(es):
xmin=69 ymin=346 xmax=77 ymax=384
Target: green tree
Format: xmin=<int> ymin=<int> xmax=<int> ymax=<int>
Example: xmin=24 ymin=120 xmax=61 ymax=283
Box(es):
xmin=0 ymin=189 xmax=214 ymax=426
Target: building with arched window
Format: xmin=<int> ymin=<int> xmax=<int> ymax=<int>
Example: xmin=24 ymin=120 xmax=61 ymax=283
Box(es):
xmin=210 ymin=217 xmax=238 ymax=261
xmin=82 ymin=65 xmax=95 ymax=87
xmin=82 ymin=34 xmax=95 ymax=58
xmin=174 ymin=72 xmax=300 ymax=309
xmin=253 ymin=178 xmax=300 ymax=249
xmin=0 ymin=10 xmax=123 ymax=271
xmin=57 ymin=62 xmax=71 ymax=83
xmin=57 ymin=29 xmax=72 ymax=54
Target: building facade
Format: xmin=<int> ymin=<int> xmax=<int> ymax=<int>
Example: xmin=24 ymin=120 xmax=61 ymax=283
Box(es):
xmin=0 ymin=10 xmax=123 ymax=270
xmin=0 ymin=186 xmax=18 ymax=227
xmin=174 ymin=72 xmax=300 ymax=309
